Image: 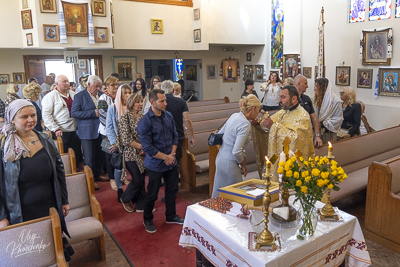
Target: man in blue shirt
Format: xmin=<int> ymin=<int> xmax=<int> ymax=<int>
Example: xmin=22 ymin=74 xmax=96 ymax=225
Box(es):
xmin=137 ymin=89 xmax=184 ymax=233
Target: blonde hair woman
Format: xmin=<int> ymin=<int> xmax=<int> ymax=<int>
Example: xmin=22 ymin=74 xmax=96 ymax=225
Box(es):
xmin=339 ymin=87 xmax=361 ymax=139
xmin=23 ymin=83 xmax=43 ymax=132
xmin=5 ymin=83 xmax=20 ymax=107
xmin=173 ymin=82 xmax=182 ymax=98
xmin=211 ymin=94 xmax=261 ymax=197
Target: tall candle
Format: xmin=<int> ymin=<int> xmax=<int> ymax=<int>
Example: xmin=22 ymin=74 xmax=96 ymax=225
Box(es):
xmin=279 ymin=151 xmax=286 ymax=164
xmin=328 ymin=142 xmax=333 ymax=158
xmin=265 ymin=156 xmax=271 ymax=177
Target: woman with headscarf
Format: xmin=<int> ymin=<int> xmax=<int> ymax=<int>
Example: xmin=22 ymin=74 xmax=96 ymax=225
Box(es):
xmin=106 ymin=84 xmax=132 ymax=202
xmin=0 ymin=99 xmax=74 ymax=260
xmin=313 ymin=78 xmax=343 ymax=144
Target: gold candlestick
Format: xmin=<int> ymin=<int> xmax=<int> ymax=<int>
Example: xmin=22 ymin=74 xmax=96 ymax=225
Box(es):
xmin=272 ymin=140 xmax=297 ymax=223
xmin=320 ymin=153 xmax=339 ymax=220
xmin=256 ymin=158 xmax=276 ymax=249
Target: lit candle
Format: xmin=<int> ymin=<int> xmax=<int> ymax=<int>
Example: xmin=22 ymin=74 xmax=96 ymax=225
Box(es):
xmin=328 ymin=142 xmax=333 ymax=158
xmin=279 ymin=151 xmax=286 ymax=165
xmin=265 ymin=156 xmax=271 ymax=177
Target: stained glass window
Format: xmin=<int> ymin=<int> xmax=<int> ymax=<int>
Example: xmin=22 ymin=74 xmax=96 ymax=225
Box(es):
xmin=369 ymin=0 xmax=391 ymax=21
xmin=174 ymin=59 xmax=183 ymax=81
xmin=271 ymin=0 xmax=284 ymax=69
xmin=349 ymin=0 xmax=366 ymax=23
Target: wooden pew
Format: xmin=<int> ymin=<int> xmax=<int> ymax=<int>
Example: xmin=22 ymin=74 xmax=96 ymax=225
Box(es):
xmin=0 ymin=208 xmax=67 ymax=267
xmin=189 ymin=102 xmax=238 ymax=114
xmin=65 ymin=166 xmax=105 ymax=261
xmin=365 ymin=155 xmax=400 ymax=254
xmin=187 ymin=97 xmax=229 ymax=107
xmin=191 ymin=108 xmax=238 ymax=122
xmin=315 ymin=125 xmax=400 ymax=203
xmin=192 ymin=117 xmax=226 ymax=133
xmin=61 ymin=148 xmax=77 ymax=175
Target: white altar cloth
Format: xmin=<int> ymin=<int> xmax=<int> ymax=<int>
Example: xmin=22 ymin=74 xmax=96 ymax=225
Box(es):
xmin=179 ymin=202 xmax=371 ymax=267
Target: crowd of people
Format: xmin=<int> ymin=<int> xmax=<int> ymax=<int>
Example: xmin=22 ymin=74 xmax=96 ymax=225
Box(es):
xmin=213 ymin=74 xmax=375 ymax=189
xmin=0 ymin=69 xmax=377 ymax=261
xmin=0 ymin=71 xmax=197 ymax=263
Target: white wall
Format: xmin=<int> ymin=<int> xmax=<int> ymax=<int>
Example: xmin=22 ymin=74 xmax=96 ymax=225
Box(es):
xmin=284 ymin=0 xmax=400 ymax=130
xmin=113 ymin=0 xmax=267 ymax=50
xmin=0 ymin=0 xmax=22 ymax=48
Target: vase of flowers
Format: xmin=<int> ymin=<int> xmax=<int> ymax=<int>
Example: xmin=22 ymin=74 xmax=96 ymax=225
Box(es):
xmin=277 ymin=155 xmax=347 ymax=236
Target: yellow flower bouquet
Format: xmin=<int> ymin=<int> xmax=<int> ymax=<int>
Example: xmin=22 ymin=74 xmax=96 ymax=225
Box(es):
xmin=277 ymin=155 xmax=348 ymax=236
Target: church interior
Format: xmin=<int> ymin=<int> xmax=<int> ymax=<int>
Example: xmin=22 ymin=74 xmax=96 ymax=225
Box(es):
xmin=1 ymin=0 xmax=400 ymax=266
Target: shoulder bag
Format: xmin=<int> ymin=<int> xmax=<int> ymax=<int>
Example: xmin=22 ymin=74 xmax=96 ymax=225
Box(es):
xmin=208 ymin=118 xmax=229 ymax=146
xmin=111 ymin=148 xmax=123 ymax=170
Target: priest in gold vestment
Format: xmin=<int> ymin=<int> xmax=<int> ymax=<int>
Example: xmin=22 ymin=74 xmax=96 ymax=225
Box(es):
xmin=262 ymin=85 xmax=315 ymax=179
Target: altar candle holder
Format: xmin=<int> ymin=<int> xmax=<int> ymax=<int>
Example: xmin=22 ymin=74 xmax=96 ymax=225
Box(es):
xmin=256 ymin=159 xmax=276 ymax=249
xmin=320 ymin=146 xmax=339 ymax=220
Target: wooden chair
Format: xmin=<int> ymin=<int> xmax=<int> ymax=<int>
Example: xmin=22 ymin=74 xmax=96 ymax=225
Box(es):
xmin=61 ymin=148 xmax=77 ymax=175
xmin=365 ymin=155 xmax=400 ymax=254
xmin=64 ymin=166 xmax=105 ymax=261
xmin=0 ymin=207 xmax=67 ymax=267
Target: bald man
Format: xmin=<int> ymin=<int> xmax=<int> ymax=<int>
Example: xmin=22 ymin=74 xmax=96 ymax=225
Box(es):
xmin=293 ymin=74 xmax=322 ymax=147
xmin=42 ymin=75 xmax=83 ymax=169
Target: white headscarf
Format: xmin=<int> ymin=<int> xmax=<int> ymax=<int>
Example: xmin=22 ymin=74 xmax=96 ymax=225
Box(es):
xmin=2 ymin=99 xmax=35 ymax=162
xmin=316 ymin=81 xmax=343 ymax=133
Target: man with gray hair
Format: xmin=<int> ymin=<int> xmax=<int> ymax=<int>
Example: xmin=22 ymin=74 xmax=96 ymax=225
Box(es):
xmin=71 ymin=75 xmax=106 ymax=189
xmin=162 ymin=80 xmax=195 ymax=176
xmin=42 ymin=74 xmax=83 ymax=169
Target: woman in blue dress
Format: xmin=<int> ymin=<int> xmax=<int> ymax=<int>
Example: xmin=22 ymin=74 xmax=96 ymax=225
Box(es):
xmin=212 ymin=95 xmax=261 ymax=198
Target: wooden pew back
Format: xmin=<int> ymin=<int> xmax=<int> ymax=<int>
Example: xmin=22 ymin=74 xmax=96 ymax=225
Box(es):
xmin=189 ymin=102 xmax=238 ymax=114
xmin=0 ymin=208 xmax=66 ymax=267
xmin=187 ymin=97 xmax=229 ymax=107
xmin=191 ymin=108 xmax=237 ymax=122
xmin=365 ymin=155 xmax=400 ymax=254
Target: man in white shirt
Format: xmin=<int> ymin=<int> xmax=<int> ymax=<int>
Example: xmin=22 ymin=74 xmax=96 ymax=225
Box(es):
xmin=42 ymin=75 xmax=83 ymax=169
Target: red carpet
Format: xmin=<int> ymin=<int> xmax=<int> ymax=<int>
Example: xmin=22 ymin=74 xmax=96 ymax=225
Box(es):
xmin=95 ymin=178 xmax=196 ymax=267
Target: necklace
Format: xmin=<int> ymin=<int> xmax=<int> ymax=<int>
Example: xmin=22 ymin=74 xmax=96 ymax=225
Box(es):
xmin=25 ymin=139 xmax=40 ymax=146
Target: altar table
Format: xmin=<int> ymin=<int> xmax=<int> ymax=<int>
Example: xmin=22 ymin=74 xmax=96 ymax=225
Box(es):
xmin=179 ymin=202 xmax=371 ymax=267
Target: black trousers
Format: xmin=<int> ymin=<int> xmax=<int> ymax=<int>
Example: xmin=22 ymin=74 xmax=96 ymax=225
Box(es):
xmin=62 ymin=131 xmax=83 ymax=165
xmin=81 ymin=136 xmax=102 ymax=179
xmin=176 ymin=138 xmax=184 ymax=173
xmin=121 ymin=161 xmax=146 ymax=210
xmin=144 ymin=166 xmax=179 ymax=222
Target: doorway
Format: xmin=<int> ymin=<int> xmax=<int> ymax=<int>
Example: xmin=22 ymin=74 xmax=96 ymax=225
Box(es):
xmin=23 ymin=55 xmax=103 ymax=85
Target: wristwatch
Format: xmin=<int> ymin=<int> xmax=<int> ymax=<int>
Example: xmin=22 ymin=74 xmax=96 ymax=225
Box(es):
xmin=315 ymin=134 xmax=321 ymax=137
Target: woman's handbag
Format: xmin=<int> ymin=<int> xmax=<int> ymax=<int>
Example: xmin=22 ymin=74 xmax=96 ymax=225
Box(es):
xmin=111 ymin=148 xmax=123 ymax=170
xmin=207 ymin=118 xmax=229 ymax=146
xmin=100 ymin=138 xmax=112 ymax=154
xmin=208 ymin=133 xmax=223 ymax=146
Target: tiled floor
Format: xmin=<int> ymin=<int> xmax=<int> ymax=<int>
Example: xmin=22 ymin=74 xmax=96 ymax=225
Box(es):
xmin=70 ymin=173 xmax=400 ymax=266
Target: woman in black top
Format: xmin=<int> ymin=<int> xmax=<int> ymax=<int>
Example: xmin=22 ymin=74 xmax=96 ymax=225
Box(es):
xmin=0 ymin=100 xmax=70 ymax=239
xmin=241 ymin=79 xmax=259 ymax=99
xmin=340 ymin=87 xmax=361 ymax=138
